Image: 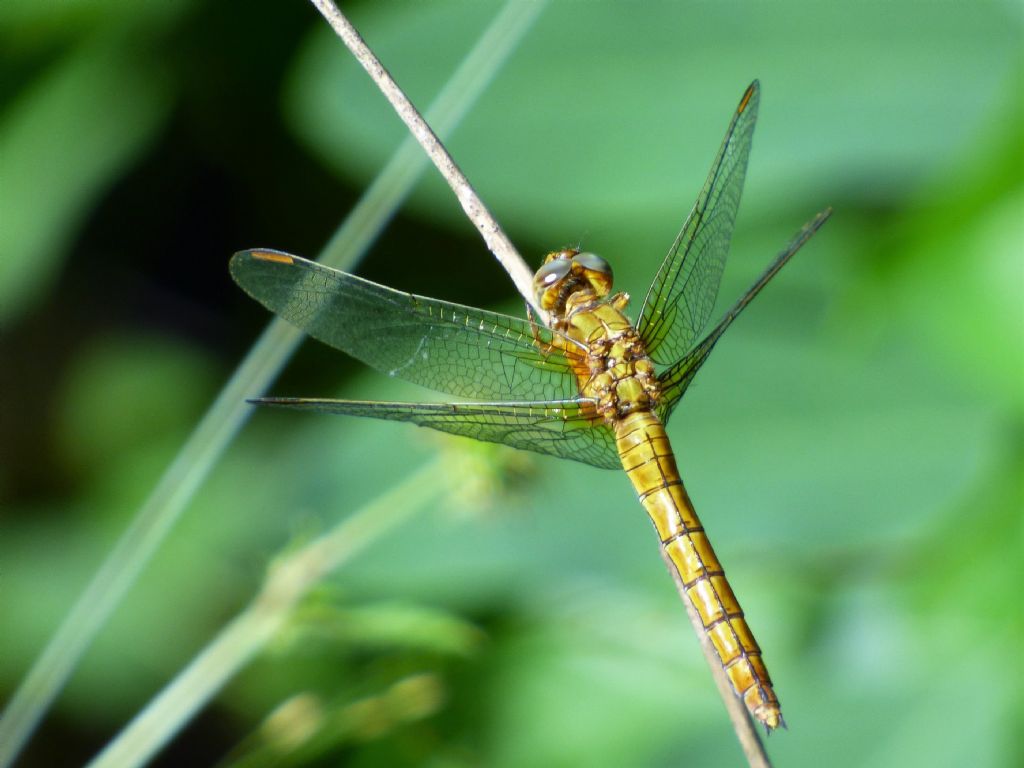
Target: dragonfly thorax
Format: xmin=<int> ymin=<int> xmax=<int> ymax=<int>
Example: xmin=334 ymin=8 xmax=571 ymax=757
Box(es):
xmin=534 ymin=252 xmax=662 ymax=422
xmin=570 ymin=305 xmax=660 ymax=422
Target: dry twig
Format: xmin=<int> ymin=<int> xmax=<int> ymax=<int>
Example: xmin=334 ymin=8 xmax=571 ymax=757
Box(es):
xmin=309 ymin=0 xmax=543 ymax=319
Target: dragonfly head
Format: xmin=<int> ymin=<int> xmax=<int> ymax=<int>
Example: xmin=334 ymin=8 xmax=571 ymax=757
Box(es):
xmin=534 ymin=249 xmax=613 ymax=313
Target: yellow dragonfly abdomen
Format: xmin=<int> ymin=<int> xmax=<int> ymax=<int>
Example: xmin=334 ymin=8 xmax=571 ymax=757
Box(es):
xmin=614 ymin=409 xmax=781 ymax=729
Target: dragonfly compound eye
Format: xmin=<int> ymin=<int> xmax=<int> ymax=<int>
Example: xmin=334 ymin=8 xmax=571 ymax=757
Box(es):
xmin=533 ymin=258 xmax=572 ymax=289
xmin=573 ymin=251 xmax=613 ymax=296
xmin=572 ymin=251 xmax=611 ymax=275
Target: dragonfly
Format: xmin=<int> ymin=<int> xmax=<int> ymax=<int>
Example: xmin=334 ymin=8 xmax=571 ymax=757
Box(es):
xmin=231 ymin=81 xmax=830 ymax=731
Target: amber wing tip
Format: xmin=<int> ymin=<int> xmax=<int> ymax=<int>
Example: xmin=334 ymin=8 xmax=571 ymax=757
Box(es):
xmin=243 ymin=249 xmax=295 ymax=265
xmin=739 ymin=80 xmax=760 ymax=111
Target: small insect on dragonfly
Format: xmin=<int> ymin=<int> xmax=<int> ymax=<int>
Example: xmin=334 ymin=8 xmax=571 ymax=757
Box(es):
xmin=231 ymin=81 xmax=830 ymax=730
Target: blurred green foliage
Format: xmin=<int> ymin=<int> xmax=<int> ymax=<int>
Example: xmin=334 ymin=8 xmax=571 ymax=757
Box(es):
xmin=1 ymin=1 xmax=1021 ymax=767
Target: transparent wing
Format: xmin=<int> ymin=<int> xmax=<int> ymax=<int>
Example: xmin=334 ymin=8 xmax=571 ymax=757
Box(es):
xmin=230 ymin=249 xmax=583 ymax=402
xmin=637 ymin=81 xmax=760 ymax=365
xmin=254 ymin=397 xmax=621 ymax=470
xmin=656 ymin=209 xmax=832 ymax=424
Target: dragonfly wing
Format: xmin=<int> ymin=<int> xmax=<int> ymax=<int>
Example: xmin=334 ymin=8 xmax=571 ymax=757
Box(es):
xmin=230 ymin=250 xmax=581 ymax=402
xmin=254 ymin=397 xmax=621 ymax=470
xmin=637 ymin=81 xmax=760 ymax=365
xmin=656 ymin=208 xmax=832 ymax=423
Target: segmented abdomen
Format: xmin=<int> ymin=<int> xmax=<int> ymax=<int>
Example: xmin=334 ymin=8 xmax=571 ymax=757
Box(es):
xmin=613 ymin=410 xmax=782 ymax=729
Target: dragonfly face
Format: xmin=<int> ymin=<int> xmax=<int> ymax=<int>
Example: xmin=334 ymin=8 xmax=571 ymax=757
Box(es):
xmin=533 ymin=248 xmax=614 ymax=320
xmin=230 ymin=80 xmax=832 ymax=731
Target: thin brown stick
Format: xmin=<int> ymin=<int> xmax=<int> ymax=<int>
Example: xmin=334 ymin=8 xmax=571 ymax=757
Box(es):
xmin=308 ymin=0 xmax=543 ymax=320
xmin=310 ymin=2 xmax=770 ymax=763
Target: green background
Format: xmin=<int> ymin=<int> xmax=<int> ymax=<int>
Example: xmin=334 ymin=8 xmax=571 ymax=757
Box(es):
xmin=1 ymin=1 xmax=1021 ymax=766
